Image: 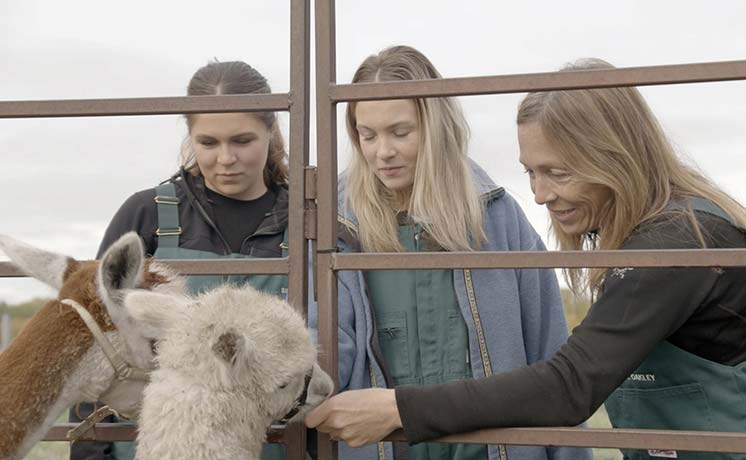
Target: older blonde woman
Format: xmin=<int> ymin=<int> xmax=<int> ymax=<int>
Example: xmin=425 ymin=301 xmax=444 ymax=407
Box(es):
xmin=308 ymin=46 xmax=589 ymax=460
xmin=309 ymin=58 xmax=746 ymax=460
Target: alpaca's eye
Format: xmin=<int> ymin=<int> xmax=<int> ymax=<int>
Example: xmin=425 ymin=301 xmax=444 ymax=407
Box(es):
xmin=278 ymin=382 xmax=289 ymax=389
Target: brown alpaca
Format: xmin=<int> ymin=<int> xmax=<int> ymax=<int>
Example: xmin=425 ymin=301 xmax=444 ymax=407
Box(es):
xmin=0 ymin=233 xmax=186 ymax=460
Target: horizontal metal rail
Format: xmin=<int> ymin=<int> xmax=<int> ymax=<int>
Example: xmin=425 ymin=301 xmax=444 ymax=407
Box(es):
xmin=0 ymin=258 xmax=290 ymax=277
xmin=43 ymin=423 xmax=286 ymax=443
xmin=331 ymin=249 xmax=746 ymax=270
xmin=330 ymin=59 xmax=746 ymax=101
xmin=4 ymin=249 xmax=745 ymax=278
xmin=42 ymin=423 xmax=746 ymax=453
xmin=385 ymin=427 xmax=746 ymax=454
xmin=0 ymin=94 xmax=290 ymax=118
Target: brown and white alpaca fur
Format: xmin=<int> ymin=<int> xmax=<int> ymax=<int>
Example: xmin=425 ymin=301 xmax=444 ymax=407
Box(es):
xmin=123 ymin=284 xmax=334 ymax=460
xmin=0 ymin=233 xmax=185 ymax=460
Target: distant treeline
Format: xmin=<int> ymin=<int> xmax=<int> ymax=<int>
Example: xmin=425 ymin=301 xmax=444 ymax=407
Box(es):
xmin=1 ymin=298 xmax=52 ymax=339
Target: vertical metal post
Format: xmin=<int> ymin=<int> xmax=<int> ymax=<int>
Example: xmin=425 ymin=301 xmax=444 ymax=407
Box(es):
xmin=287 ymin=0 xmax=310 ymax=329
xmin=286 ymin=0 xmax=311 ymax=459
xmin=314 ymin=1 xmax=339 ymax=460
xmin=1 ymin=310 xmax=9 ymax=352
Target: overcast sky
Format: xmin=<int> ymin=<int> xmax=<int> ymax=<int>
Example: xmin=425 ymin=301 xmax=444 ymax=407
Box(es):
xmin=1 ymin=0 xmax=745 ymax=303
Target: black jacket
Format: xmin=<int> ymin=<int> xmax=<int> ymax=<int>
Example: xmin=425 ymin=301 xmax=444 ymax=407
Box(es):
xmin=97 ymin=169 xmax=289 ymax=259
xmin=397 ymin=210 xmax=746 ymax=441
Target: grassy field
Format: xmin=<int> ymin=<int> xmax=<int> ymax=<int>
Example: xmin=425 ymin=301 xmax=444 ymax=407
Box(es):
xmin=4 ymin=292 xmax=622 ymax=460
xmin=23 ymin=412 xmax=70 ymax=460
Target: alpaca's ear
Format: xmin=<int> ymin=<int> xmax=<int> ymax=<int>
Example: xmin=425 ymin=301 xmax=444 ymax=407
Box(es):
xmin=98 ymin=232 xmax=145 ymax=308
xmin=212 ymin=331 xmax=244 ymax=364
xmin=0 ymin=235 xmax=76 ymax=290
xmin=123 ymin=290 xmax=191 ymax=336
xmin=97 ymin=232 xmax=149 ymax=335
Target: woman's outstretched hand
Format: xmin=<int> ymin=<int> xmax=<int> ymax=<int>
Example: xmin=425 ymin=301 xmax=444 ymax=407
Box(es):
xmin=305 ymin=388 xmax=403 ymax=447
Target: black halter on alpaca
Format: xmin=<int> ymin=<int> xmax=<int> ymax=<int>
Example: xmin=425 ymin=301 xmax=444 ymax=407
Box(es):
xmin=279 ymin=370 xmax=313 ymax=423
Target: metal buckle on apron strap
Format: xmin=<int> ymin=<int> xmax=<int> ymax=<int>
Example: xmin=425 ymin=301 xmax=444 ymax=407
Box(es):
xmin=154 ymin=196 xmax=179 ymax=205
xmin=155 ymin=227 xmax=182 ymax=236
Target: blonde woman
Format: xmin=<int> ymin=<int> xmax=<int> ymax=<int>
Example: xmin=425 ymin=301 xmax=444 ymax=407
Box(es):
xmin=309 ymin=58 xmax=746 ymax=460
xmin=307 ymin=46 xmax=590 ymax=460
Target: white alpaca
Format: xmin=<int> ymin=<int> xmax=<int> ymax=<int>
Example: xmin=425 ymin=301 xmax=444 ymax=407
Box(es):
xmin=0 ymin=232 xmax=185 ymax=460
xmin=123 ymin=284 xmax=334 ymax=460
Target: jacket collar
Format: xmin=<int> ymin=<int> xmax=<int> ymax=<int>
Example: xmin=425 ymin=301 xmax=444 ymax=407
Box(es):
xmin=176 ymin=168 xmax=289 ymax=237
xmin=338 ymin=159 xmax=504 ymax=228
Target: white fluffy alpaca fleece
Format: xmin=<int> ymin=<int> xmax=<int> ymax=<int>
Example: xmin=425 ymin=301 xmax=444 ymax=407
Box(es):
xmin=124 ymin=284 xmax=333 ymax=460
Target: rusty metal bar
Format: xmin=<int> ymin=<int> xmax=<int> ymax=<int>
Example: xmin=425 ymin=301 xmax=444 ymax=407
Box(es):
xmin=140 ymin=259 xmax=292 ymax=275
xmin=305 ymin=166 xmax=318 ymax=200
xmin=43 ymin=423 xmax=286 ymax=443
xmin=283 ymin=424 xmax=307 ymax=457
xmin=385 ymin=427 xmax=746 ymax=454
xmin=0 ymin=263 xmax=25 ymax=277
xmin=304 ymin=167 xmax=319 ymax=240
xmin=330 ymin=60 xmax=746 ymax=101
xmin=0 ymin=259 xmax=289 ymax=277
xmin=331 ymin=249 xmax=746 ymax=271
xmin=43 ymin=422 xmax=746 ymax=453
xmin=44 ymin=423 xmax=137 ymax=442
xmin=285 ymin=0 xmax=311 ymax=457
xmin=4 ymin=249 xmax=744 ymax=279
xmin=314 ymin=1 xmax=339 ymax=460
xmin=287 ymin=0 xmax=311 ymax=317
xmin=0 ymin=94 xmax=290 ymax=118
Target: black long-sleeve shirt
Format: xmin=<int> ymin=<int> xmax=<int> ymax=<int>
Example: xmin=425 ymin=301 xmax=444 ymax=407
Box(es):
xmin=396 ymin=211 xmax=746 ymax=442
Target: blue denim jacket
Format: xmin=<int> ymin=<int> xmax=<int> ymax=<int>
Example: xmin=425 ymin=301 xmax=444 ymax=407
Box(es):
xmin=310 ymin=161 xmax=591 ymax=460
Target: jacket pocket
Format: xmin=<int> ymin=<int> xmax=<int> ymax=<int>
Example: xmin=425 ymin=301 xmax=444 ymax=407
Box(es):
xmin=376 ymin=311 xmax=411 ymax=383
xmin=446 ymin=311 xmax=470 ymax=376
xmin=605 ymin=383 xmax=725 ymax=460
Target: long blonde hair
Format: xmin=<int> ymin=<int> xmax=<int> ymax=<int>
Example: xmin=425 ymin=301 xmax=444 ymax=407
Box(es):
xmin=345 ymin=45 xmax=484 ymax=252
xmin=517 ymin=58 xmax=746 ymax=295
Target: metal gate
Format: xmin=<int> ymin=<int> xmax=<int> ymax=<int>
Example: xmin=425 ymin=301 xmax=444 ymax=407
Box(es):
xmin=1 ymin=0 xmax=746 ymax=458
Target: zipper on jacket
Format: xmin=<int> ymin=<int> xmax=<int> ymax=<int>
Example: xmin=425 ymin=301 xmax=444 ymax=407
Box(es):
xmin=177 ymin=171 xmax=233 ymax=255
xmin=239 ymin=190 xmax=288 ymax=250
xmin=189 ymin=197 xmax=233 ymax=255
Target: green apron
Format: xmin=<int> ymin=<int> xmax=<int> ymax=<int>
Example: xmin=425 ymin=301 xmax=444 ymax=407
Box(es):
xmin=367 ymin=223 xmax=487 ymax=460
xmin=113 ymin=182 xmax=288 ymax=460
xmin=604 ymin=199 xmax=746 ymax=460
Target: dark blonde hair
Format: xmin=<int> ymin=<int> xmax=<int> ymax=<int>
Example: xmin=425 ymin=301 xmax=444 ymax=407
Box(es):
xmin=345 ymin=45 xmax=484 ymax=252
xmin=517 ymin=58 xmax=746 ymax=295
xmin=181 ymin=60 xmax=288 ymax=187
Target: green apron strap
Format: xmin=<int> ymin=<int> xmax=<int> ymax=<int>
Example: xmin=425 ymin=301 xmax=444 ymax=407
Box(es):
xmin=689 ymin=196 xmax=746 ymax=234
xmin=280 ymin=228 xmax=289 ymax=257
xmin=154 ymin=182 xmax=181 ymax=248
